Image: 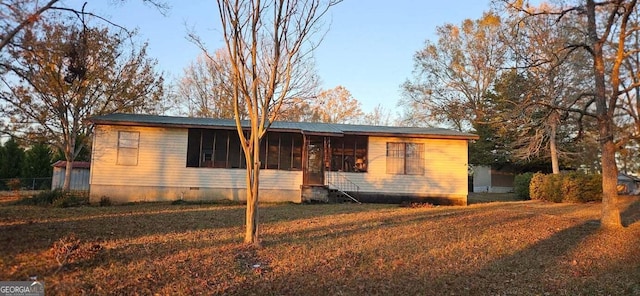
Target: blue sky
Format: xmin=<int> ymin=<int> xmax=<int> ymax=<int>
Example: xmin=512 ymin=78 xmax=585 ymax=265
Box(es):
xmin=61 ymin=0 xmax=493 ymax=114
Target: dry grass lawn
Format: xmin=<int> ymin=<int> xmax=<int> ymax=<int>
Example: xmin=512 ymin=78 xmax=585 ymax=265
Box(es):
xmin=1 ymin=196 xmax=639 ymax=295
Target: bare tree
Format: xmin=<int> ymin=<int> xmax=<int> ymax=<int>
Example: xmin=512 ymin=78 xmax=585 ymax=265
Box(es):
xmin=0 ymin=0 xmax=168 ymax=53
xmin=502 ymin=0 xmax=640 ymax=228
xmin=177 ymin=50 xmax=241 ymax=119
xmin=585 ymin=0 xmax=635 ymax=228
xmin=501 ymin=4 xmax=593 ymax=174
xmin=0 ymin=15 xmax=164 ymax=190
xmin=362 ymin=104 xmax=397 ymax=126
xmin=176 ymin=47 xmax=319 ymax=120
xmin=304 ymin=85 xmax=364 ymax=123
xmin=216 ymin=0 xmax=339 ymax=244
xmin=400 ymin=12 xmax=507 ymax=131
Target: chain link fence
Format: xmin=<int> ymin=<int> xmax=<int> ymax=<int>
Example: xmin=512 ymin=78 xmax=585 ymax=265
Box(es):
xmin=0 ymin=178 xmax=52 ymax=191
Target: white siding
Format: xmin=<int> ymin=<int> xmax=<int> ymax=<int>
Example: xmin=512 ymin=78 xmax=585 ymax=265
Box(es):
xmin=328 ymin=136 xmax=469 ymax=197
xmin=90 ymin=125 xmax=302 ymax=191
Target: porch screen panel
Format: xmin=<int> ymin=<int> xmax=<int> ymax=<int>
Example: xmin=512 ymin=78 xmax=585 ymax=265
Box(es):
xmin=213 ymin=131 xmax=229 ymax=168
xmin=201 ymin=130 xmax=214 ymax=167
xmin=343 ymin=137 xmax=356 ymax=172
xmin=280 ymin=134 xmax=293 ymax=170
xmin=354 ymin=136 xmax=368 ymax=172
xmin=330 ymin=137 xmax=344 ymax=171
xmin=185 ymin=128 xmax=300 ymax=171
xmin=227 ymin=131 xmax=245 ymax=168
xmin=328 ymin=136 xmax=368 ymax=172
xmin=291 ymin=134 xmax=303 ymax=170
xmin=267 ymin=133 xmax=280 ymax=169
xmin=186 ymin=129 xmax=201 ymax=167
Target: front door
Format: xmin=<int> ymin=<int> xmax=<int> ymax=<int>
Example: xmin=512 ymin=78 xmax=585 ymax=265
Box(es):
xmin=304 ymin=136 xmax=324 ymax=185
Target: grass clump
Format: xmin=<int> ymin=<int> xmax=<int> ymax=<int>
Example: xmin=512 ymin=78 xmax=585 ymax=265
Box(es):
xmin=14 ymin=189 xmax=89 ymax=207
xmin=99 ymin=196 xmax=112 ymax=207
xmin=171 ymin=199 xmax=242 ymax=206
xmin=52 ymin=192 xmax=89 ymax=208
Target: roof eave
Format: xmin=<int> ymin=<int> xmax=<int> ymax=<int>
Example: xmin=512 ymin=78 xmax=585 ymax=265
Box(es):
xmin=90 ymin=118 xmax=311 ymax=134
xmin=343 ymin=131 xmax=479 ymax=140
xmin=89 ymin=116 xmax=479 ymax=140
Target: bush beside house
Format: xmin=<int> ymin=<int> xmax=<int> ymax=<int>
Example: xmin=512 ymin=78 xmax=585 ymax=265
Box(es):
xmin=529 ymin=172 xmax=602 ymax=203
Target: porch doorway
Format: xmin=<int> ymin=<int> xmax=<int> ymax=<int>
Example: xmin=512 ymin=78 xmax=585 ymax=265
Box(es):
xmin=304 ymin=136 xmax=324 ymax=185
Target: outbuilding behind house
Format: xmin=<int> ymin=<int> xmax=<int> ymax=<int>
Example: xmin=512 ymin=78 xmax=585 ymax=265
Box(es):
xmin=51 ymin=160 xmax=90 ymax=191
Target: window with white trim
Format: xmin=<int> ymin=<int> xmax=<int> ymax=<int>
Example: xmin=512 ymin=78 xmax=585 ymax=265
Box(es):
xmin=386 ymin=142 xmax=424 ymax=175
xmin=117 ymin=131 xmax=140 ymax=166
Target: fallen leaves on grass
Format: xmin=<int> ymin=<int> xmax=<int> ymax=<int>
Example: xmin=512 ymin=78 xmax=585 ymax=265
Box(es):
xmin=0 ymin=199 xmax=638 ymax=295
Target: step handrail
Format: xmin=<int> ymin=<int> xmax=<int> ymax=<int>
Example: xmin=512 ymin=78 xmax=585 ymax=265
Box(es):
xmin=325 ymin=172 xmax=360 ymax=203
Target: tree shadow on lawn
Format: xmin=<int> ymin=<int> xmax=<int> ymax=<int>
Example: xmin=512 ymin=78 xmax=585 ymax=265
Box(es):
xmin=468 ymin=192 xmax=522 ymax=204
xmin=458 ymin=220 xmax=603 ymax=295
xmin=436 ymin=202 xmax=636 ymax=295
xmin=4 ymin=200 xmax=637 ymax=294
xmin=0 ymin=203 xmax=389 ymax=275
xmin=259 ymin=205 xmax=535 ymax=248
xmin=461 ymin=211 xmax=640 ymax=296
xmin=40 ymin=205 xmax=537 ymax=294
xmin=621 ymin=198 xmax=640 ymax=227
xmin=222 ymin=200 xmax=640 ymax=295
xmin=217 ymin=208 xmax=587 ymax=295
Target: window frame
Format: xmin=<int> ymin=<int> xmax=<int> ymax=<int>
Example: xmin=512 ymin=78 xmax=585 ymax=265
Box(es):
xmin=386 ymin=142 xmax=424 ymax=175
xmin=117 ymin=131 xmax=140 ymax=166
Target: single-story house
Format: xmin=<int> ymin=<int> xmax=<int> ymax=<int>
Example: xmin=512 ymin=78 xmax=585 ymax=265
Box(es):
xmin=88 ymin=113 xmax=478 ymax=205
xmin=51 ymin=160 xmax=91 ymax=191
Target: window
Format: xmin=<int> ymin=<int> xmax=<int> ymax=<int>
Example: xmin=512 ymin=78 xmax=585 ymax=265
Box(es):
xmin=329 ymin=136 xmax=367 ymax=172
xmin=186 ymin=129 xmax=302 ymax=170
xmin=386 ymin=142 xmax=404 ymax=175
xmin=386 ymin=142 xmax=424 ymax=175
xmin=117 ymin=131 xmax=139 ymax=166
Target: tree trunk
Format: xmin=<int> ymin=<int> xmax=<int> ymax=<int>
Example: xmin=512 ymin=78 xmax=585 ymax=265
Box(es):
xmin=549 ymin=114 xmax=560 ymax=174
xmin=62 ymin=137 xmax=75 ymax=191
xmin=63 ymin=160 xmax=73 ymax=191
xmin=244 ymin=131 xmax=260 ymax=245
xmin=600 ymin=126 xmax=622 ymax=228
xmin=587 ymin=0 xmax=621 ymax=228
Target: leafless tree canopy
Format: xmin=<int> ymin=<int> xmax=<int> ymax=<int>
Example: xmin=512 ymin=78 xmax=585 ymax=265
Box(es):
xmin=215 ymin=0 xmax=339 ymax=244
xmin=0 ymin=13 xmax=164 ymax=190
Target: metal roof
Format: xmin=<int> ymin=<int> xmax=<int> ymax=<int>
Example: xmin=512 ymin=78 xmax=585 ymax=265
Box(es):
xmin=52 ymin=160 xmax=91 ymax=169
xmin=89 ymin=113 xmax=479 ymax=140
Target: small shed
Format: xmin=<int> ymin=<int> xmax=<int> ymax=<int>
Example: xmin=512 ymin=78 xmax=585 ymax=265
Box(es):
xmin=51 ymin=161 xmax=90 ymax=191
xmin=472 ymin=165 xmax=515 ymax=193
